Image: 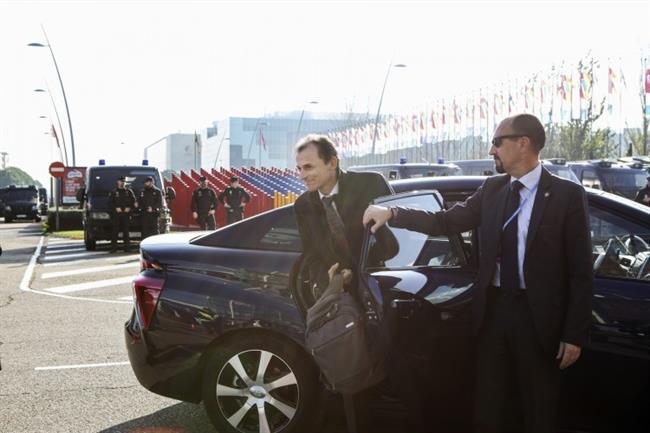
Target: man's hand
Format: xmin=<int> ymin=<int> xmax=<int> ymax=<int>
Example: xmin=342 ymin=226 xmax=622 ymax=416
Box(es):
xmin=115 ymin=208 xmax=122 ymax=213
xmin=328 ymin=263 xmax=340 ymax=282
xmin=209 ymin=210 xmax=215 ymax=215
xmin=327 ymin=262 xmax=353 ymax=285
xmin=225 ymin=203 xmax=231 ymax=208
xmin=192 ymin=212 xmax=198 ymax=219
xmin=362 ymin=205 xmax=392 ymax=233
xmin=557 ymin=342 xmax=581 ymax=369
xmin=643 ymin=195 xmax=650 ymax=203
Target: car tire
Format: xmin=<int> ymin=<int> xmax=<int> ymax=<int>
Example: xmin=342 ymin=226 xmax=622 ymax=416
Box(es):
xmin=202 ymin=332 xmax=323 ymax=433
xmin=5 ymin=216 xmax=12 ymax=223
xmin=84 ymin=231 xmax=96 ymax=251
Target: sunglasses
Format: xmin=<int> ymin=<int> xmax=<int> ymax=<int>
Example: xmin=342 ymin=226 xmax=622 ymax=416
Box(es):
xmin=491 ymin=134 xmax=526 ymax=148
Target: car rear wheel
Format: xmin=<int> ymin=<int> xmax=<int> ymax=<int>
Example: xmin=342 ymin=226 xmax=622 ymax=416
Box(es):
xmin=202 ymin=333 xmax=322 ymax=433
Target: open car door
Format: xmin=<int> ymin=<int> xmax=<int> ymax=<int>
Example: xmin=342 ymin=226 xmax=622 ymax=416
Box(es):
xmin=359 ymin=190 xmax=477 ymax=431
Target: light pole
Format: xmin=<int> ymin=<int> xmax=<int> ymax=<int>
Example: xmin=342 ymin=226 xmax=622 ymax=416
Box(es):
xmin=371 ymin=62 xmax=406 ymax=164
xmin=29 ymin=24 xmax=75 ymax=166
xmin=296 ymin=100 xmax=319 ymax=140
xmin=35 ymin=88 xmax=68 ymax=165
xmin=41 ymin=118 xmax=65 ymax=163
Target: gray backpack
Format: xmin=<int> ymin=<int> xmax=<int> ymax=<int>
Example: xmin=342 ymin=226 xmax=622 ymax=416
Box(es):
xmin=305 ymin=273 xmax=387 ymax=394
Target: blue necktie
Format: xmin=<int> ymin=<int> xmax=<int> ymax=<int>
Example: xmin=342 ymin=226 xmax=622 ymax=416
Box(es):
xmin=501 ymin=181 xmax=524 ymax=290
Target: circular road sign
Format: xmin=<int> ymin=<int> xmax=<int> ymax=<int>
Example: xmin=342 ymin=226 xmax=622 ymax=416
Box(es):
xmin=49 ymin=161 xmax=66 ymax=178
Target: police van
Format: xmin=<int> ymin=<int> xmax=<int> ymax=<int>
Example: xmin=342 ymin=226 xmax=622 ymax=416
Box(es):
xmin=568 ymin=160 xmax=648 ymax=199
xmin=76 ymin=161 xmax=175 ymax=250
xmin=452 ymin=158 xmax=580 ymax=184
xmin=0 ymin=185 xmax=42 ymax=223
xmin=348 ymin=160 xmax=461 ymax=180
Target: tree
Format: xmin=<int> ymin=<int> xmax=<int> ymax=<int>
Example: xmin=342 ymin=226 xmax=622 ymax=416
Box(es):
xmin=0 ymin=167 xmax=42 ymax=188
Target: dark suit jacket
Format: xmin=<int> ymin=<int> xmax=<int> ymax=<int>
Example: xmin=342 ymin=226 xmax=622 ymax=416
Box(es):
xmin=391 ymin=167 xmax=593 ymax=355
xmin=295 ymin=170 xmax=394 ymax=291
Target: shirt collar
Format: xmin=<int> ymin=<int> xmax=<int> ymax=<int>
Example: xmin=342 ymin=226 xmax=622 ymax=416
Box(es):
xmin=511 ymin=163 xmax=542 ymax=192
xmin=318 ymin=181 xmax=339 ymax=200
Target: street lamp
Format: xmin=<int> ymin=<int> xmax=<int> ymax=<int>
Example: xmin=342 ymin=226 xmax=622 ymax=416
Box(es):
xmin=34 ymin=87 xmax=68 ymax=165
xmin=296 ymin=100 xmax=319 ymax=140
xmin=29 ymin=24 xmax=75 ymax=166
xmin=371 ymin=62 xmax=406 ymax=162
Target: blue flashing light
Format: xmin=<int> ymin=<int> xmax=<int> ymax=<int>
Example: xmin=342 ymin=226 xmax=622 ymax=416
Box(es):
xmin=142 ymin=159 xmax=149 ymax=166
xmin=399 ymin=156 xmax=407 ymax=164
xmin=437 ymin=157 xmax=445 ymax=164
xmin=99 ymin=159 xmax=106 ymax=166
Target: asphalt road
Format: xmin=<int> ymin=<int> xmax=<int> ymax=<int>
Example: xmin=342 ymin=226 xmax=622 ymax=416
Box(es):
xmin=0 ymin=220 xmax=215 ymax=433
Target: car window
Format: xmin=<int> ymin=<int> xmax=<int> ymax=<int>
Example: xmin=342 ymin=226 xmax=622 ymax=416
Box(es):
xmin=581 ymin=169 xmax=601 ymax=189
xmin=590 ymin=206 xmax=650 ymax=281
xmin=366 ymin=193 xmax=464 ymax=270
xmin=197 ymin=206 xmax=302 ymax=252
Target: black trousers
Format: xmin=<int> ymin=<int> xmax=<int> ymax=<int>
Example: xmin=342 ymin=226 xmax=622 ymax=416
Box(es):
xmin=474 ymin=288 xmax=560 ymax=433
xmin=343 ymin=349 xmax=426 ymax=433
xmin=196 ymin=213 xmax=216 ymax=230
xmin=111 ymin=213 xmax=131 ymax=248
xmin=141 ymin=212 xmax=159 ymax=239
xmin=226 ymin=207 xmax=244 ymax=224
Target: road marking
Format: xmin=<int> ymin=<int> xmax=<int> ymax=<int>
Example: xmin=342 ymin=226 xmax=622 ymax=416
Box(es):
xmin=45 ymin=243 xmax=85 ymax=250
xmin=44 ymin=247 xmax=86 ymax=255
xmin=117 ymin=296 xmax=133 ymax=301
xmin=41 ymin=262 xmax=140 ymax=279
xmin=45 ymin=276 xmax=135 ymax=294
xmin=20 ymin=236 xmax=133 ymax=304
xmin=42 ymin=251 xmax=109 ymax=261
xmin=35 ymin=361 xmax=130 ymax=371
xmin=46 ymin=238 xmax=83 ymax=244
xmin=43 ymin=254 xmax=139 ymax=267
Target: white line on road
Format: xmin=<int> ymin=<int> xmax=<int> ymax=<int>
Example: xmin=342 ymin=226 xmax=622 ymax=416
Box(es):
xmin=46 ymin=238 xmax=83 ymax=244
xmin=42 ymin=251 xmax=109 ymax=261
xmin=117 ymin=296 xmax=133 ymax=301
xmin=42 ymin=262 xmax=140 ymax=279
xmin=20 ymin=237 xmax=133 ymax=304
xmin=44 ymin=247 xmax=86 ymax=255
xmin=45 ymin=276 xmax=135 ymax=294
xmin=35 ymin=361 xmax=130 ymax=371
xmin=45 ymin=243 xmax=85 ymax=250
xmin=42 ymin=254 xmax=139 ymax=267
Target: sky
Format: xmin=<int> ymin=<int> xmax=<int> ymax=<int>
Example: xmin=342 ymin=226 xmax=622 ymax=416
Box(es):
xmin=0 ymin=0 xmax=648 ymax=187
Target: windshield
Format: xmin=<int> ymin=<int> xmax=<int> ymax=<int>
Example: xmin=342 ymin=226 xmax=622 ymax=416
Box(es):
xmin=402 ymin=166 xmax=461 ymax=178
xmin=88 ymin=168 xmax=162 ymax=195
xmin=3 ymin=189 xmax=38 ymax=202
xmin=600 ymin=169 xmax=647 ymax=190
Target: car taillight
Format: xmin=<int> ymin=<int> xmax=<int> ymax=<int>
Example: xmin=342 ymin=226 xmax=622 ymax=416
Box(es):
xmin=133 ymin=275 xmax=164 ymax=330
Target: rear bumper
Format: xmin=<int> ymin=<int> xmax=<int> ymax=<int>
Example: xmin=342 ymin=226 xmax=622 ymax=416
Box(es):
xmin=124 ymin=310 xmax=203 ymax=403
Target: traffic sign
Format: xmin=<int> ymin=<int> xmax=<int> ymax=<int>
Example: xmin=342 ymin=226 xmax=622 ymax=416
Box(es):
xmin=49 ymin=161 xmax=65 ymax=178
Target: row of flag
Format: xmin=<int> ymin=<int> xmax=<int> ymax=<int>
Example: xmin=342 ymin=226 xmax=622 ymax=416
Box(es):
xmin=328 ymin=58 xmax=650 ymax=158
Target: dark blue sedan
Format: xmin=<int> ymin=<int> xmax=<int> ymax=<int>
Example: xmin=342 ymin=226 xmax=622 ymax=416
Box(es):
xmin=125 ymin=176 xmax=650 ymax=433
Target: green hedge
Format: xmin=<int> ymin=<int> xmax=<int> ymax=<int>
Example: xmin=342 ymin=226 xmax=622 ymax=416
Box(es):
xmin=45 ymin=209 xmax=83 ymax=232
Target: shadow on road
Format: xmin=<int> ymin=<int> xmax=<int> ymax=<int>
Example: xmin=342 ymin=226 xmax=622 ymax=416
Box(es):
xmin=97 ymin=402 xmax=215 ymax=433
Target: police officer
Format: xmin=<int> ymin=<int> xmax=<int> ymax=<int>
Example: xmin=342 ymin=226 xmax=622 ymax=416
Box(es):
xmin=191 ymin=176 xmax=218 ymax=230
xmin=138 ymin=176 xmax=163 ymax=239
xmin=635 ymin=175 xmax=650 ymax=206
xmin=109 ymin=176 xmax=136 ymax=252
xmin=219 ymin=176 xmax=251 ymax=224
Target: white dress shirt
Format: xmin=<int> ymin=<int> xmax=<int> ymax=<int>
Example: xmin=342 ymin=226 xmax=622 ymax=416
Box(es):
xmin=492 ymin=163 xmax=542 ymax=289
xmin=319 ymin=182 xmax=340 ymax=213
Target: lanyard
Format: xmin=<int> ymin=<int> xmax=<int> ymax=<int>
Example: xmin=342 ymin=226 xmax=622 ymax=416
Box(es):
xmin=502 ymin=184 xmax=538 ymax=231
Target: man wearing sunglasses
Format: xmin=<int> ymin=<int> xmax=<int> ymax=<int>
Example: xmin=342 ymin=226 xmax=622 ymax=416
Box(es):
xmin=363 ymin=113 xmax=593 ymax=433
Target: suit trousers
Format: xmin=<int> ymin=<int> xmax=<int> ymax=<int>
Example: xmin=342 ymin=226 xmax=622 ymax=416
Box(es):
xmin=474 ymin=288 xmax=560 ymax=433
xmin=196 ymin=213 xmax=216 ymax=230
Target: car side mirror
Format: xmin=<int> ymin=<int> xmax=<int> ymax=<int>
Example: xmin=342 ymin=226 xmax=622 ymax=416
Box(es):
xmin=166 ymin=186 xmax=176 ymax=201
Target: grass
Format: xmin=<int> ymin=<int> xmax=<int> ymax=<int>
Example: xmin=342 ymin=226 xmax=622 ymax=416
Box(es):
xmin=48 ymin=230 xmax=84 ymax=240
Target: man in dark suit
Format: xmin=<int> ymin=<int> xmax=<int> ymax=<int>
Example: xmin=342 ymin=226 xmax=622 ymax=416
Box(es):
xmin=294 ymin=134 xmax=422 ymax=433
xmin=363 ymin=114 xmax=593 ymax=433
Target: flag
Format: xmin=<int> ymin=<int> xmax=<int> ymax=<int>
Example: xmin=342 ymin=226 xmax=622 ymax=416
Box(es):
xmin=430 ymin=110 xmax=436 ymax=129
xmin=480 ymin=97 xmax=487 ymax=119
xmin=608 ymin=67 xmax=617 ymax=95
xmin=508 ymin=93 xmax=514 ymax=114
xmin=259 ymin=129 xmax=266 ymax=151
xmin=645 ymin=68 xmax=650 ymax=93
